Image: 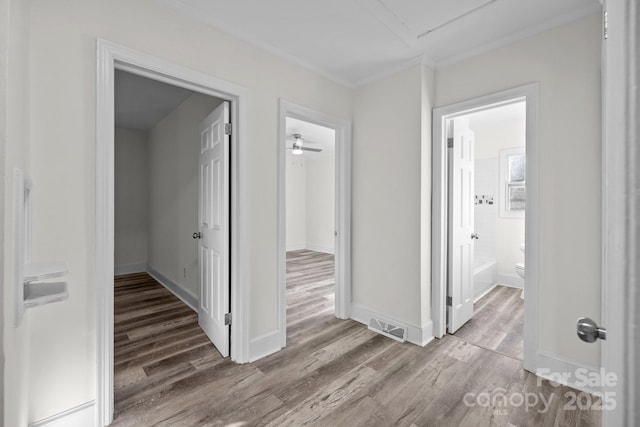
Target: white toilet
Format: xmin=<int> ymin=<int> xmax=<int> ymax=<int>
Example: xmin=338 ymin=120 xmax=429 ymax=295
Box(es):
xmin=515 ymin=244 xmax=525 ymax=299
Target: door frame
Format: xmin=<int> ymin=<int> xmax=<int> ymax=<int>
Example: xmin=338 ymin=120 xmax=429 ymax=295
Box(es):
xmin=431 ymin=83 xmax=539 ymax=372
xmin=601 ymin=0 xmax=640 ymax=424
xmin=277 ymin=100 xmax=352 ymax=347
xmin=95 ymin=39 xmax=251 ymax=426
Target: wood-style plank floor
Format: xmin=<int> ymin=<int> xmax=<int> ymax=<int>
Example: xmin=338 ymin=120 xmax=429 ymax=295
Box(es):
xmin=453 ymin=285 xmax=524 ymax=360
xmin=112 ymin=255 xmax=600 ymax=426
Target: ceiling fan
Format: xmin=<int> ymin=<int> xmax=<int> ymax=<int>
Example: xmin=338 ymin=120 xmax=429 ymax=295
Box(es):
xmin=287 ymin=133 xmax=322 ymax=155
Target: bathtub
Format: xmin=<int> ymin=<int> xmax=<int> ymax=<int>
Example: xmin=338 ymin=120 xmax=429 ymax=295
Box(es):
xmin=473 ymin=258 xmax=497 ymax=301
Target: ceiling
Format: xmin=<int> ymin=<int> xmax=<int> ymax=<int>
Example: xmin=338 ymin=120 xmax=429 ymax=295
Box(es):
xmin=115 ymin=70 xmax=194 ymax=130
xmin=160 ymin=0 xmax=601 ymax=86
xmin=286 ymin=117 xmax=335 ymax=159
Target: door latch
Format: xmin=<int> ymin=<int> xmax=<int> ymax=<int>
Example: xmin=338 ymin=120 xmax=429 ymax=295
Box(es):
xmin=471 ymin=233 xmax=479 ymax=240
xmin=192 ymin=232 xmax=202 ymax=239
xmin=576 ymin=317 xmax=607 ymax=343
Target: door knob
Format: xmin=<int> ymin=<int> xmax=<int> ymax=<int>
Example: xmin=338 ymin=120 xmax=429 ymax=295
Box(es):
xmin=471 ymin=233 xmax=479 ymax=240
xmin=576 ymin=317 xmax=607 ymax=343
xmin=193 ymin=232 xmax=202 ymax=239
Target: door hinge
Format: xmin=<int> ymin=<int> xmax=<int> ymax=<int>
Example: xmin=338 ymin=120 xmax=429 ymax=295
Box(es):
xmin=447 ymin=137 xmax=454 ymax=148
xmin=603 ymin=11 xmax=608 ymax=40
xmin=224 ymin=123 xmax=232 ymax=135
xmin=224 ymin=313 xmax=232 ymax=325
xmin=446 ymin=296 xmax=453 ymax=307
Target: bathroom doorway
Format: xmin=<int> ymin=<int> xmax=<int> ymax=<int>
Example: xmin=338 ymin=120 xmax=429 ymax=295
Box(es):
xmin=445 ymin=101 xmax=527 ymax=360
xmin=431 ymin=84 xmax=539 ymax=372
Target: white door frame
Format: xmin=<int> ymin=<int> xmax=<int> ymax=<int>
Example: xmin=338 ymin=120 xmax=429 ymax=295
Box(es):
xmin=431 ymin=83 xmax=539 ymax=372
xmin=277 ymin=100 xmax=352 ymax=347
xmin=601 ymin=0 xmax=640 ymax=424
xmin=95 ymin=39 xmax=251 ymax=426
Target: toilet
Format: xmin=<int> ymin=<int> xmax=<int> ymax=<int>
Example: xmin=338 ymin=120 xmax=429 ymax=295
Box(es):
xmin=515 ymin=244 xmax=525 ymax=299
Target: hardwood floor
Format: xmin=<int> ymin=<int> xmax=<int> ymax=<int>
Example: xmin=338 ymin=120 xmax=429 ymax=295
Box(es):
xmin=286 ymin=249 xmax=335 ymax=330
xmin=112 ymin=259 xmax=600 ymax=426
xmin=453 ymin=285 xmax=524 ymax=360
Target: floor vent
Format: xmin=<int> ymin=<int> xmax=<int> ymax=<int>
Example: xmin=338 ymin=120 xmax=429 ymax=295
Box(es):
xmin=368 ymin=317 xmax=407 ymax=343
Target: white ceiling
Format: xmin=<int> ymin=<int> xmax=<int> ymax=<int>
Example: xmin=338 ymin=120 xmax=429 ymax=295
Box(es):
xmin=286 ymin=117 xmax=335 ymax=159
xmin=160 ymin=0 xmax=601 ymax=86
xmin=115 ymin=70 xmax=194 ymax=130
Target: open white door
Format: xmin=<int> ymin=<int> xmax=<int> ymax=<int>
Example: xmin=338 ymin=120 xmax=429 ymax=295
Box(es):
xmin=197 ymin=101 xmax=230 ymax=357
xmin=447 ymin=117 xmax=475 ymax=333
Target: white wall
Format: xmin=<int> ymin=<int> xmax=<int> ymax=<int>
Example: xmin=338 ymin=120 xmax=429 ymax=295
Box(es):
xmin=114 ymin=128 xmax=149 ymax=271
xmin=353 ymin=64 xmax=430 ymax=332
xmin=285 ymin=158 xmax=306 ymax=250
xmin=3 ymin=0 xmax=31 ymax=425
xmin=305 ymin=156 xmax=334 ymax=253
xmin=147 ymin=93 xmax=223 ymax=298
xmin=469 ymin=117 xmax=526 ymax=283
xmin=435 ymin=14 xmax=602 ymax=367
xmin=285 ymin=155 xmax=335 ymax=254
xmin=26 ymin=0 xmax=353 ymax=421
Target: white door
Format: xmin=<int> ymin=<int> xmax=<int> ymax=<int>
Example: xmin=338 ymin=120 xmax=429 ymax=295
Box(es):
xmin=197 ymin=101 xmax=230 ymax=357
xmin=447 ymin=117 xmax=475 ymax=333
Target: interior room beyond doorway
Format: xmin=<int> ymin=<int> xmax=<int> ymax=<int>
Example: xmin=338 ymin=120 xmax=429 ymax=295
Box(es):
xmin=285 ymin=117 xmax=337 ymax=333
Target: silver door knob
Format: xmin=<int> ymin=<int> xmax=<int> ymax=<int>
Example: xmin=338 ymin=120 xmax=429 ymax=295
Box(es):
xmin=576 ymin=317 xmax=607 ymax=343
xmin=471 ymin=233 xmax=479 ymax=240
xmin=193 ymin=232 xmax=202 ymax=239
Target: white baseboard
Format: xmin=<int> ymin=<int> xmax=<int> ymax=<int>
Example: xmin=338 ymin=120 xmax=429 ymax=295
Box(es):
xmin=351 ymin=303 xmax=433 ymax=347
xmin=534 ymin=351 xmax=602 ymax=395
xmin=114 ymin=261 xmax=146 ymax=276
xmin=496 ymin=273 xmax=524 ymax=289
xmin=286 ymin=243 xmax=306 ymax=252
xmin=29 ymin=400 xmax=96 ymax=427
xmin=248 ymin=329 xmax=282 ymax=362
xmin=146 ymin=264 xmax=198 ymax=312
xmin=305 ymin=243 xmax=335 ymax=255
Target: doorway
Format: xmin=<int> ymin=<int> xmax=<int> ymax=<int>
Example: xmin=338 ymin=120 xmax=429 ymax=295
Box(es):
xmin=432 ymin=83 xmax=539 ymax=372
xmin=96 ymin=40 xmax=250 ymax=426
xmin=444 ymin=101 xmax=527 ymax=361
xmin=284 ymin=117 xmax=336 ymax=335
xmin=277 ymin=100 xmax=352 ymax=348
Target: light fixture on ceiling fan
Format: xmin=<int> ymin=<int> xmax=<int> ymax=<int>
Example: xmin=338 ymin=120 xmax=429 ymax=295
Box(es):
xmin=289 ymin=133 xmax=322 ymax=155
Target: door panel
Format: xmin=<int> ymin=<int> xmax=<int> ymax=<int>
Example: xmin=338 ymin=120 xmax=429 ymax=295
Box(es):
xmin=198 ymin=101 xmax=230 ymax=357
xmin=448 ymin=116 xmax=475 ymax=333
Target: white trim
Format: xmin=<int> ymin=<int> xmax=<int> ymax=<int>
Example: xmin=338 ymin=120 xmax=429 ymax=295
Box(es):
xmin=29 ymin=401 xmax=96 ymax=427
xmin=277 ymin=100 xmax=352 ymax=349
xmin=146 ymin=264 xmax=198 ymax=312
xmin=305 ymin=244 xmax=335 ymax=255
xmin=351 ymin=303 xmax=434 ymax=347
xmin=434 ymin=5 xmax=602 ymax=69
xmin=113 ymin=262 xmax=146 ymax=276
xmin=496 ymin=273 xmax=524 ymax=289
xmin=535 ymin=352 xmax=602 ymax=395
xmin=95 ymin=39 xmax=251 ymax=427
xmin=248 ymin=330 xmax=281 ymax=362
xmin=601 ymin=1 xmax=640 ymax=425
xmin=431 ymin=84 xmax=539 ymax=376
